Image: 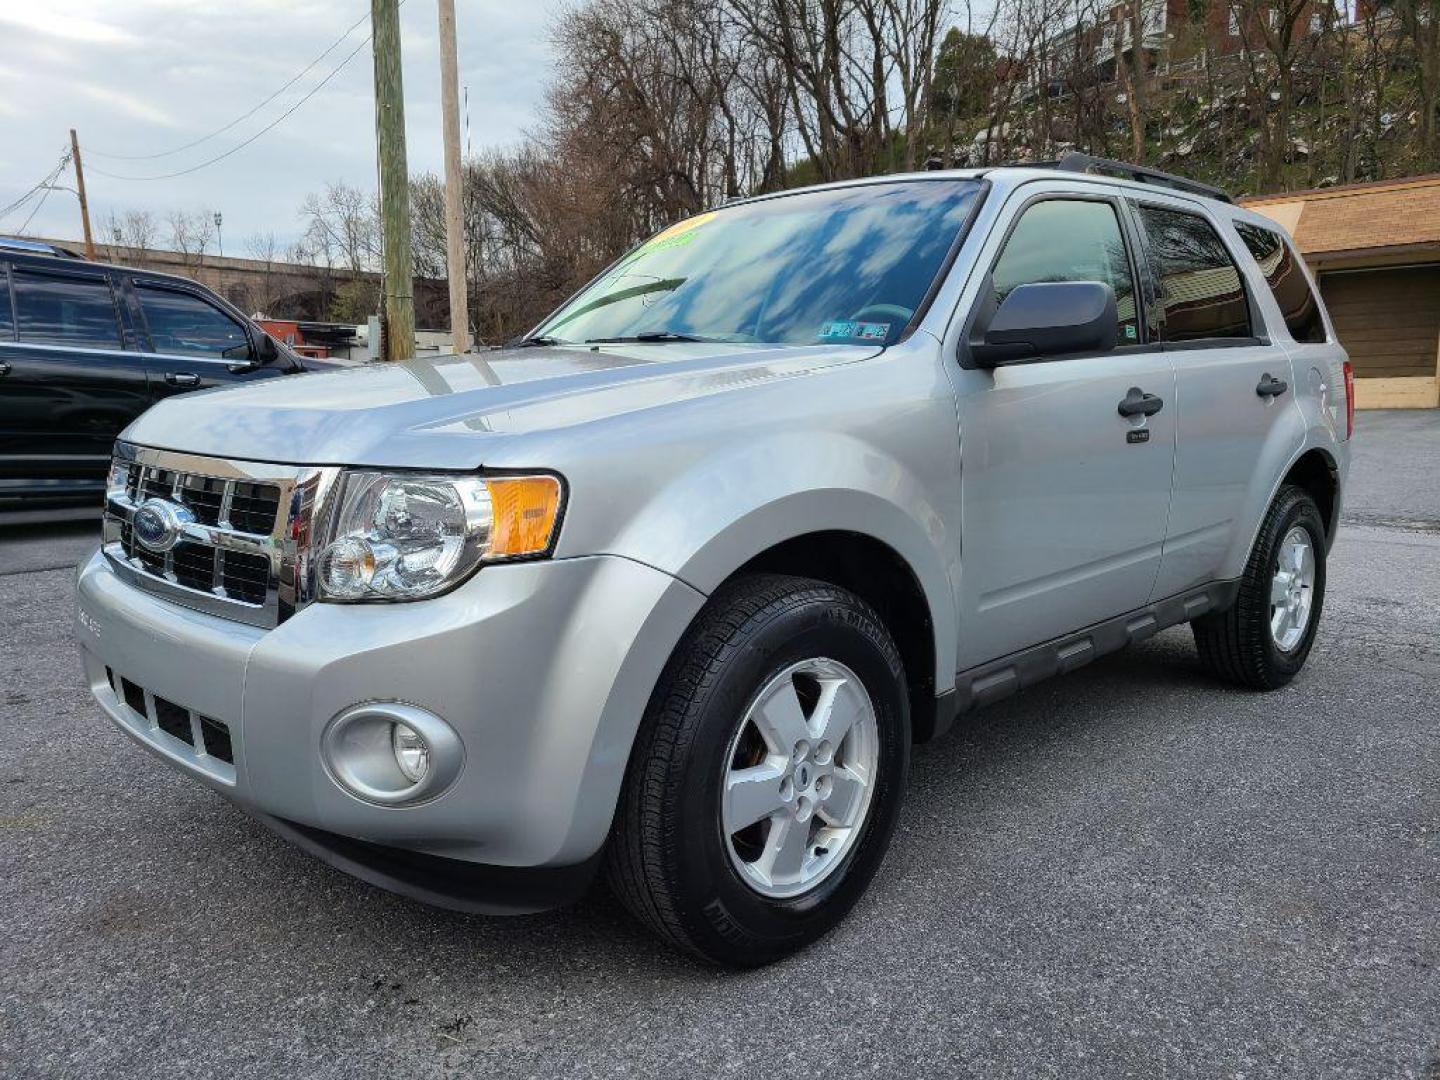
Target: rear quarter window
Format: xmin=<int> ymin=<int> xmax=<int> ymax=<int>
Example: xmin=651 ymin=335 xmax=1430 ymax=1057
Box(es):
xmin=1234 ymin=221 xmax=1326 ymax=344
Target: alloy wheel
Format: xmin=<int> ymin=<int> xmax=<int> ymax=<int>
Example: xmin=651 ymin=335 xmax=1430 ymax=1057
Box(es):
xmin=720 ymin=657 xmax=879 ymax=899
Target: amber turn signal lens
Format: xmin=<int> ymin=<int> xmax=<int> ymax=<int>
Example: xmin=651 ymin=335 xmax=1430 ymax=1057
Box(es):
xmin=485 ymin=476 xmax=563 ymax=557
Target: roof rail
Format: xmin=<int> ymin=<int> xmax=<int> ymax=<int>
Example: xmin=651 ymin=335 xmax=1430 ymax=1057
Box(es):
xmin=0 ymin=236 xmax=82 ymax=258
xmin=1050 ymin=153 xmax=1233 ymax=204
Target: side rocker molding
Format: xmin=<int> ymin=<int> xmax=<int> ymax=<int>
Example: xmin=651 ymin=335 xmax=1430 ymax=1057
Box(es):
xmin=952 ymin=580 xmax=1240 ymax=715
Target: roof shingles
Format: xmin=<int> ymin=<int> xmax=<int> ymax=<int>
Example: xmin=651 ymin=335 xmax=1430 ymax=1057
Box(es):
xmin=1241 ymin=177 xmax=1440 ymax=256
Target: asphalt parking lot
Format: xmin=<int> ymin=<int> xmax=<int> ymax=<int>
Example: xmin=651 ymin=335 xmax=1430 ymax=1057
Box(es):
xmin=1 ymin=412 xmax=1437 ymax=1079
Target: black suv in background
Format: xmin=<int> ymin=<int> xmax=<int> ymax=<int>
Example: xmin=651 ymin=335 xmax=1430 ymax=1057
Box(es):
xmin=0 ymin=238 xmax=325 ymax=507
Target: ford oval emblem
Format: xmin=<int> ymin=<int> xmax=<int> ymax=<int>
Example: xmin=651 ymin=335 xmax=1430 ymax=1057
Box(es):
xmin=132 ymin=498 xmax=194 ymax=553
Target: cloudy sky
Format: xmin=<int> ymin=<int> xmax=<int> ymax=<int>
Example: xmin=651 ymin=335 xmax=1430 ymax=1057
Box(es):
xmin=0 ymin=0 xmax=561 ymax=252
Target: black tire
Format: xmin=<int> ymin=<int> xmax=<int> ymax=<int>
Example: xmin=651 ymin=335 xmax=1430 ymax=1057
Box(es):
xmin=605 ymin=573 xmax=910 ymax=967
xmin=1192 ymin=484 xmax=1327 ymax=690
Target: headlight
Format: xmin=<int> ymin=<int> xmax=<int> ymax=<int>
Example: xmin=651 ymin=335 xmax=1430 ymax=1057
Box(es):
xmin=316 ymin=471 xmax=563 ymax=602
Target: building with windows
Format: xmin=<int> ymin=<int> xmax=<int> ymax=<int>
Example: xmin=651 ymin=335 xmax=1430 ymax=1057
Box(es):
xmin=1243 ymin=175 xmax=1440 ymax=409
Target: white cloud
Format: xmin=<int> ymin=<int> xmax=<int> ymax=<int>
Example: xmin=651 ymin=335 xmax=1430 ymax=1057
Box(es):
xmin=0 ymin=5 xmax=140 ymax=45
xmin=0 ymin=0 xmax=560 ymax=247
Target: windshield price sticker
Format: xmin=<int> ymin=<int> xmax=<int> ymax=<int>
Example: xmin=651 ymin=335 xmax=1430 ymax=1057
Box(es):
xmin=819 ymin=320 xmax=890 ymax=342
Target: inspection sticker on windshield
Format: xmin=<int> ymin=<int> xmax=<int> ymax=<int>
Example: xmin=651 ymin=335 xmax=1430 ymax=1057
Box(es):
xmin=819 ymin=320 xmax=890 ymax=342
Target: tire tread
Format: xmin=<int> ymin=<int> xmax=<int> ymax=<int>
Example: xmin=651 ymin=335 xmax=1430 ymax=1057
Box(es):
xmin=1193 ymin=484 xmax=1322 ymax=689
xmin=604 ymin=573 xmax=899 ymax=962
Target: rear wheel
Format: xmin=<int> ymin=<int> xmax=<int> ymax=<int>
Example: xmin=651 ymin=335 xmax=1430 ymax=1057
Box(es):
xmin=606 ymin=574 xmax=910 ymax=967
xmin=1192 ymin=484 xmax=1327 ymax=689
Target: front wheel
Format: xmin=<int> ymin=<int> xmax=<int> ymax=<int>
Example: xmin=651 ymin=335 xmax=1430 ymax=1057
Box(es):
xmin=1192 ymin=484 xmax=1327 ymax=689
xmin=606 ymin=574 xmax=910 ymax=967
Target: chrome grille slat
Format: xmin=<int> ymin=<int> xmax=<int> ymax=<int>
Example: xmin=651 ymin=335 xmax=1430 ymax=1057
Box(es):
xmin=102 ymin=442 xmax=340 ymax=629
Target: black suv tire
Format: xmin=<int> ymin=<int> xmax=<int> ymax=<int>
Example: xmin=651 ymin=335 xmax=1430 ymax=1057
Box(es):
xmin=606 ymin=573 xmax=910 ymax=967
xmin=1192 ymin=484 xmax=1327 ymax=690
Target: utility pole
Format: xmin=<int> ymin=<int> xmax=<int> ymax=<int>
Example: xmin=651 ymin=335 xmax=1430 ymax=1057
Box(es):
xmin=371 ymin=0 xmax=415 ymax=360
xmin=214 ymin=211 xmax=224 ymax=257
xmin=69 ymin=129 xmax=95 ymax=261
xmin=437 ymin=0 xmax=470 ymax=353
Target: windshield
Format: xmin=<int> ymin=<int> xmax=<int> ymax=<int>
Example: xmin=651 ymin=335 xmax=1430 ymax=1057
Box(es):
xmin=533 ymin=180 xmax=981 ymax=348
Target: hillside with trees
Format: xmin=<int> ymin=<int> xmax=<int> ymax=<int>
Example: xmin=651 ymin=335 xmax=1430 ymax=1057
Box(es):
xmin=98 ymin=0 xmax=1440 ymax=342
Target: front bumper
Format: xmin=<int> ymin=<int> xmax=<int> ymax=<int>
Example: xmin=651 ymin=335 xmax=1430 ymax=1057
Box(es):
xmin=75 ymin=548 xmax=705 ymax=907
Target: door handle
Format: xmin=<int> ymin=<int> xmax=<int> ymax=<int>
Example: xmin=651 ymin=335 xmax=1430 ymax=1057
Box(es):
xmin=165 ymin=372 xmax=202 ymax=388
xmin=1117 ymin=386 xmax=1164 ymax=418
xmin=1256 ymin=372 xmax=1289 ymax=397
xmin=0 ymin=361 xmax=11 ymax=377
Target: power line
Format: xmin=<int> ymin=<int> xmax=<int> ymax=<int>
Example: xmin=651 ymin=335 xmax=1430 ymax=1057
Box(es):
xmin=89 ymin=33 xmax=372 ymax=182
xmin=88 ymin=7 xmax=372 ymax=162
xmin=0 ymin=150 xmax=72 ymax=223
xmin=15 ymin=181 xmax=58 ymax=235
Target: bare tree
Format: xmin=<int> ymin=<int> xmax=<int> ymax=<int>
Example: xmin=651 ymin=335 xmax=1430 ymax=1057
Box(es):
xmin=167 ymin=210 xmax=215 ymax=272
xmin=1396 ymin=0 xmax=1440 ymax=157
xmin=101 ymin=209 xmax=158 ymax=267
xmin=244 ymin=231 xmax=283 ymax=316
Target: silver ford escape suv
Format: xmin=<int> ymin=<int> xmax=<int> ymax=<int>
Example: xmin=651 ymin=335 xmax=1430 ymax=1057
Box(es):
xmin=75 ymin=155 xmax=1352 ymax=967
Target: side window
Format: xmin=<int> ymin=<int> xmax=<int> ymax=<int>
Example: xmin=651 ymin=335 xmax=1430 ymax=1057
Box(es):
xmin=0 ymin=266 xmax=13 ymax=341
xmin=12 ymin=268 xmax=123 ymax=349
xmin=137 ymin=285 xmax=251 ymax=359
xmin=1136 ymin=205 xmax=1252 ymax=342
xmin=1234 ymin=221 xmax=1325 ymax=343
xmin=991 ymin=199 xmax=1139 ymax=344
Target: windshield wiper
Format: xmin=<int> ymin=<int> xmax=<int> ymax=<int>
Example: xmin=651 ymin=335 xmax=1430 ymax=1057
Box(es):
xmin=584 ymin=331 xmax=713 ymax=344
xmin=507 ymin=334 xmax=569 ymax=348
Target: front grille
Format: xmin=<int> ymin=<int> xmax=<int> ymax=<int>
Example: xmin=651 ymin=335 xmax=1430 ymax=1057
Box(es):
xmin=103 ymin=444 xmax=329 ymax=629
xmin=111 ymin=669 xmax=235 ymax=766
xmin=221 ymin=550 xmax=271 ymax=604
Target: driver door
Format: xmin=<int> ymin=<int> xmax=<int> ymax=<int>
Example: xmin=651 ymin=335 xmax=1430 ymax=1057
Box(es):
xmin=954 ymin=192 xmax=1178 ymax=669
xmin=126 ymin=278 xmax=279 ymax=401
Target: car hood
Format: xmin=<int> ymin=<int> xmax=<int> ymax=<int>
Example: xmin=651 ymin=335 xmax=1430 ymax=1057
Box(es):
xmin=123 ymin=342 xmax=879 ymax=469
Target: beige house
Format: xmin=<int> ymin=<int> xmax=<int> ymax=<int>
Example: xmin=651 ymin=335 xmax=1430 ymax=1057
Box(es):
xmin=1242 ymin=175 xmax=1440 ymax=409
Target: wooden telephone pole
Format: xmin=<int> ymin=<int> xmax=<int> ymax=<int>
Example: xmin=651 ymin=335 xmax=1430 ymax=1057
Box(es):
xmin=69 ymin=129 xmax=96 ymax=261
xmin=437 ymin=0 xmax=471 ymax=354
xmin=371 ymin=0 xmax=415 ymax=360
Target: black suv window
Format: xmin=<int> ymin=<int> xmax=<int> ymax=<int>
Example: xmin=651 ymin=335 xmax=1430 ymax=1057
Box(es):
xmin=992 ymin=199 xmax=1139 ymax=345
xmin=137 ymin=284 xmax=251 ymax=359
xmin=0 ymin=266 xmax=13 ymax=341
xmin=1136 ymin=205 xmax=1252 ymax=343
xmin=1234 ymin=221 xmax=1325 ymax=344
xmin=13 ymin=268 xmax=123 ymax=349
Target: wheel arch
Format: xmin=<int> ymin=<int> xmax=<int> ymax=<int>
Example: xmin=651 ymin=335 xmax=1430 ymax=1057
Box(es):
xmin=1281 ymin=446 xmax=1341 ymax=546
xmin=727 ymin=530 xmax=946 ymax=742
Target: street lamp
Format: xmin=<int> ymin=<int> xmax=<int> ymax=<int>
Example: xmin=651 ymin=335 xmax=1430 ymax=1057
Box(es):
xmin=214 ymin=211 xmax=224 ymax=257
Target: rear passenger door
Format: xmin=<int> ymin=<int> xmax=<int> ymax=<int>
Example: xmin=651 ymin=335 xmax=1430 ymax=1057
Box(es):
xmin=127 ymin=278 xmax=279 ymax=400
xmin=1135 ymin=196 xmax=1300 ymax=598
xmin=955 ymin=191 xmax=1178 ymax=668
xmin=0 ymin=262 xmax=150 ymax=497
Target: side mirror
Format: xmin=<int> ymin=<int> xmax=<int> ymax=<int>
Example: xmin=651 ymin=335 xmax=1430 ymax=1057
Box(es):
xmin=230 ymin=330 xmax=279 ymax=372
xmin=969 ymin=280 xmax=1119 ymax=367
xmin=253 ymin=331 xmax=280 ymax=364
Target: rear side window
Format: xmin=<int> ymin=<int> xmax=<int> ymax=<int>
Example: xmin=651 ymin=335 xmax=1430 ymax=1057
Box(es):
xmin=1136 ymin=205 xmax=1252 ymax=342
xmin=12 ymin=268 xmax=122 ymax=349
xmin=137 ymin=285 xmax=250 ymax=359
xmin=1234 ymin=221 xmax=1326 ymax=343
xmin=991 ymin=199 xmax=1140 ymax=344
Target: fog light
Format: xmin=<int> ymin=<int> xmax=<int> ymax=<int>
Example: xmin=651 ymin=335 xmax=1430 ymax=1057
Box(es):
xmin=320 ymin=703 xmax=463 ymax=806
xmin=391 ymin=722 xmax=429 ymax=783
